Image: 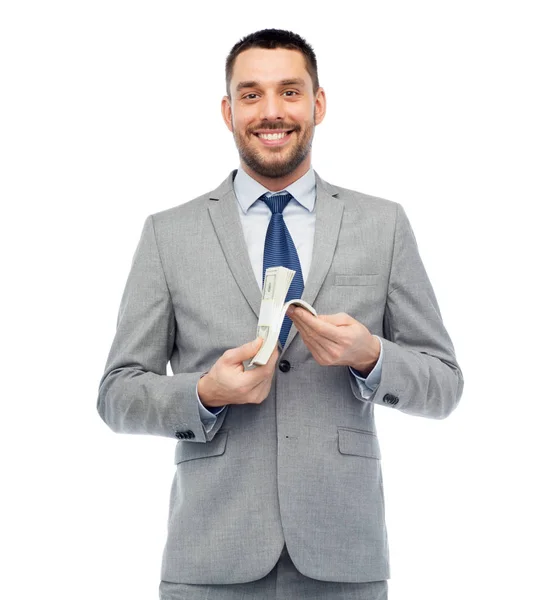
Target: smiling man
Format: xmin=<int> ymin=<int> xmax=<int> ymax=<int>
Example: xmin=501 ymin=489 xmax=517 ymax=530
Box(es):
xmin=222 ymin=45 xmax=324 ymax=189
xmin=98 ymin=28 xmax=464 ymax=600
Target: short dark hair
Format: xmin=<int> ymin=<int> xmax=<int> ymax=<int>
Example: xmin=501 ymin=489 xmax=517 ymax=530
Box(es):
xmin=225 ymin=29 xmax=319 ymax=98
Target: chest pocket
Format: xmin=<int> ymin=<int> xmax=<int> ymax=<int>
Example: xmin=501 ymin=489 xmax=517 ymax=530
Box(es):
xmin=334 ymin=274 xmax=380 ymax=286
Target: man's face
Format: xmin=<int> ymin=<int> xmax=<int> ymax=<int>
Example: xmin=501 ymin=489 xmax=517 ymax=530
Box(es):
xmin=222 ymin=48 xmax=326 ymax=179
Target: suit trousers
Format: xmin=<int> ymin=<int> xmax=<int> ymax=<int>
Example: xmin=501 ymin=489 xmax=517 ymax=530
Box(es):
xmin=159 ymin=544 xmax=388 ymax=599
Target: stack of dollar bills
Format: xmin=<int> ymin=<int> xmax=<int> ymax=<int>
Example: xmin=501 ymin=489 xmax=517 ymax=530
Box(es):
xmin=249 ymin=266 xmax=317 ymax=367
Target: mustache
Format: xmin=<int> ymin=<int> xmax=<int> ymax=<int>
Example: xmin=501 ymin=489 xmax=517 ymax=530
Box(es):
xmin=249 ymin=124 xmax=298 ymax=133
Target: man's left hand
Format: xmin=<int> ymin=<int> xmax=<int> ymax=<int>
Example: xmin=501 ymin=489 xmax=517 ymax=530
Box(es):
xmin=285 ymin=306 xmax=381 ymax=377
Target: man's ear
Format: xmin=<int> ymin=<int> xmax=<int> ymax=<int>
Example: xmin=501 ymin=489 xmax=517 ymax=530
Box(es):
xmin=314 ymin=87 xmax=326 ymax=126
xmin=221 ymin=96 xmax=233 ymax=132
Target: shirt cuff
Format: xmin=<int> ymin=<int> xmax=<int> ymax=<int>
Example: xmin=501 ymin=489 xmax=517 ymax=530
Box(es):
xmin=196 ymin=373 xmax=226 ymax=433
xmin=349 ymin=336 xmax=383 ymax=397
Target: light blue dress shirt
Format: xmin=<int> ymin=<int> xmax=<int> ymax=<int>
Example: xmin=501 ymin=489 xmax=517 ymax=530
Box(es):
xmin=196 ymin=166 xmax=383 ymax=432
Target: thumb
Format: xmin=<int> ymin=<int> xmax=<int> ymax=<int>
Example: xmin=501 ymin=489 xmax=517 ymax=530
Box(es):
xmin=227 ymin=337 xmax=263 ymax=363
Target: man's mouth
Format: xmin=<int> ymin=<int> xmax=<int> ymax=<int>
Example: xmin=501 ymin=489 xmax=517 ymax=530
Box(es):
xmin=254 ymin=130 xmax=294 ymax=146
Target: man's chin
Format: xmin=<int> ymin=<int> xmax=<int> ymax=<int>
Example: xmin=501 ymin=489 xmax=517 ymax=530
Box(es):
xmin=247 ymin=163 xmax=297 ymax=179
xmin=242 ymin=155 xmax=298 ymax=179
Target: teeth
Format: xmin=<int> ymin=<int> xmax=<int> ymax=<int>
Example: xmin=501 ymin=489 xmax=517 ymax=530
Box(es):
xmin=258 ymin=132 xmax=288 ymax=140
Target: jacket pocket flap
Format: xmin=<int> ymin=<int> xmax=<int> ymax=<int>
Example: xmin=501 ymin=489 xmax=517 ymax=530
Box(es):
xmin=174 ymin=430 xmax=229 ymax=464
xmin=338 ymin=427 xmax=381 ymax=459
xmin=334 ymin=274 xmax=379 ymax=286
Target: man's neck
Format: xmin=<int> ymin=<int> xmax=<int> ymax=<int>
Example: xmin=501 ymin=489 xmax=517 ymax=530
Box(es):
xmin=240 ymin=158 xmax=311 ymax=192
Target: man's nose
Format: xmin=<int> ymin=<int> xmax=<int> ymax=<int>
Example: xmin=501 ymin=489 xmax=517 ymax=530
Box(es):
xmin=259 ymin=93 xmax=285 ymax=121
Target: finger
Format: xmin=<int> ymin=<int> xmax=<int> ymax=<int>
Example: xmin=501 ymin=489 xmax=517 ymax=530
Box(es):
xmin=289 ymin=310 xmax=343 ymax=344
xmin=226 ymin=337 xmax=263 ymax=364
xmin=317 ymin=312 xmax=354 ymax=327
xmin=240 ymin=366 xmax=271 ymax=397
xmin=247 ymin=356 xmax=278 ymax=398
xmin=243 ymin=343 xmax=278 ymax=384
xmin=269 ymin=346 xmax=280 ymax=366
xmin=269 ymin=343 xmax=279 ymax=361
xmin=250 ymin=370 xmax=273 ymax=393
xmin=301 ymin=330 xmax=337 ymax=364
xmin=294 ymin=314 xmax=344 ymax=350
xmin=292 ymin=316 xmax=337 ymax=358
xmin=288 ymin=306 xmax=351 ymax=325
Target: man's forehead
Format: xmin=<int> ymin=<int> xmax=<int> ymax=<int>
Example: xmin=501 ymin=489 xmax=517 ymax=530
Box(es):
xmin=232 ymin=48 xmax=310 ymax=88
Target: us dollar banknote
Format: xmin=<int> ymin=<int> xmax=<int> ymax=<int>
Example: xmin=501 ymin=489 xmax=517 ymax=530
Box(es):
xmin=249 ymin=266 xmax=317 ymax=367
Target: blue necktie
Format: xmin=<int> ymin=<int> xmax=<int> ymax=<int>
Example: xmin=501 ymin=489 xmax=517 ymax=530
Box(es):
xmin=262 ymin=192 xmax=304 ymax=348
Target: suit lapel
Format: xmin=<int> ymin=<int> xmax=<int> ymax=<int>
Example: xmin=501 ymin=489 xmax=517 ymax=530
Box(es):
xmin=283 ymin=172 xmax=344 ymax=353
xmin=206 ymin=169 xmax=344 ymax=355
xmin=207 ymin=171 xmax=263 ymax=319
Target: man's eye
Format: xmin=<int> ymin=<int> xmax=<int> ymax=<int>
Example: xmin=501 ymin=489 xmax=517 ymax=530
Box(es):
xmin=283 ymin=90 xmax=298 ymax=96
xmin=244 ymin=94 xmax=258 ymax=100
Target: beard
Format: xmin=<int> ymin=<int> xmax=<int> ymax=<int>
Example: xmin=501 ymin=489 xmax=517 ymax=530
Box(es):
xmin=232 ymin=113 xmax=315 ymax=179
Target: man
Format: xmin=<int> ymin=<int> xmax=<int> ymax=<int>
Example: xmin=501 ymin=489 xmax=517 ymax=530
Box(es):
xmin=97 ymin=28 xmax=464 ymax=599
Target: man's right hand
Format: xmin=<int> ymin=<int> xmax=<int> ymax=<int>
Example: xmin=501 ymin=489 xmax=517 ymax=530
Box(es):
xmin=197 ymin=337 xmax=280 ymax=408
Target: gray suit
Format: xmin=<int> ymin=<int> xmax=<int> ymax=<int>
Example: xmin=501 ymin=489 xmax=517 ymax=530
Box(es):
xmin=97 ymin=169 xmax=463 ymax=586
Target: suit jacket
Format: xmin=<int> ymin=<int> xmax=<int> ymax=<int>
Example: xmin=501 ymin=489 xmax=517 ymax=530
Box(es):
xmin=97 ymin=169 xmax=464 ymax=585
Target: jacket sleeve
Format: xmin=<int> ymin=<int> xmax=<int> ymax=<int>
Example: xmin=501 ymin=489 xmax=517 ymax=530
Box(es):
xmin=349 ymin=203 xmax=464 ymax=419
xmin=97 ymin=215 xmax=228 ymax=442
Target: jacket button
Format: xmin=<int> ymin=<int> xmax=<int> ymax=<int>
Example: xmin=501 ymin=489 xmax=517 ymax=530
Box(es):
xmin=279 ymin=360 xmax=291 ymax=373
xmin=176 ymin=430 xmax=195 ymax=440
xmin=383 ymin=393 xmax=399 ymax=405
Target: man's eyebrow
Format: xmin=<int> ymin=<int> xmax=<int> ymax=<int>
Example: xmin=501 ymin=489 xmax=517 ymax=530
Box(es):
xmin=235 ymin=78 xmax=306 ymax=92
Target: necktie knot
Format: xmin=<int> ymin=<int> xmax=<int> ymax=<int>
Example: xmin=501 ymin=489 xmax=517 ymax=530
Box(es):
xmin=262 ymin=192 xmax=293 ymax=215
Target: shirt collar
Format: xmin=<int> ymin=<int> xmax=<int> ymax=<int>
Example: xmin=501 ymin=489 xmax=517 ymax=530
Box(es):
xmin=233 ymin=165 xmax=316 ymax=214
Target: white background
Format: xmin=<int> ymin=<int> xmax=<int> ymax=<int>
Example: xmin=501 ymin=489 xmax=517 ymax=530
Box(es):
xmin=1 ymin=1 xmax=553 ymax=598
